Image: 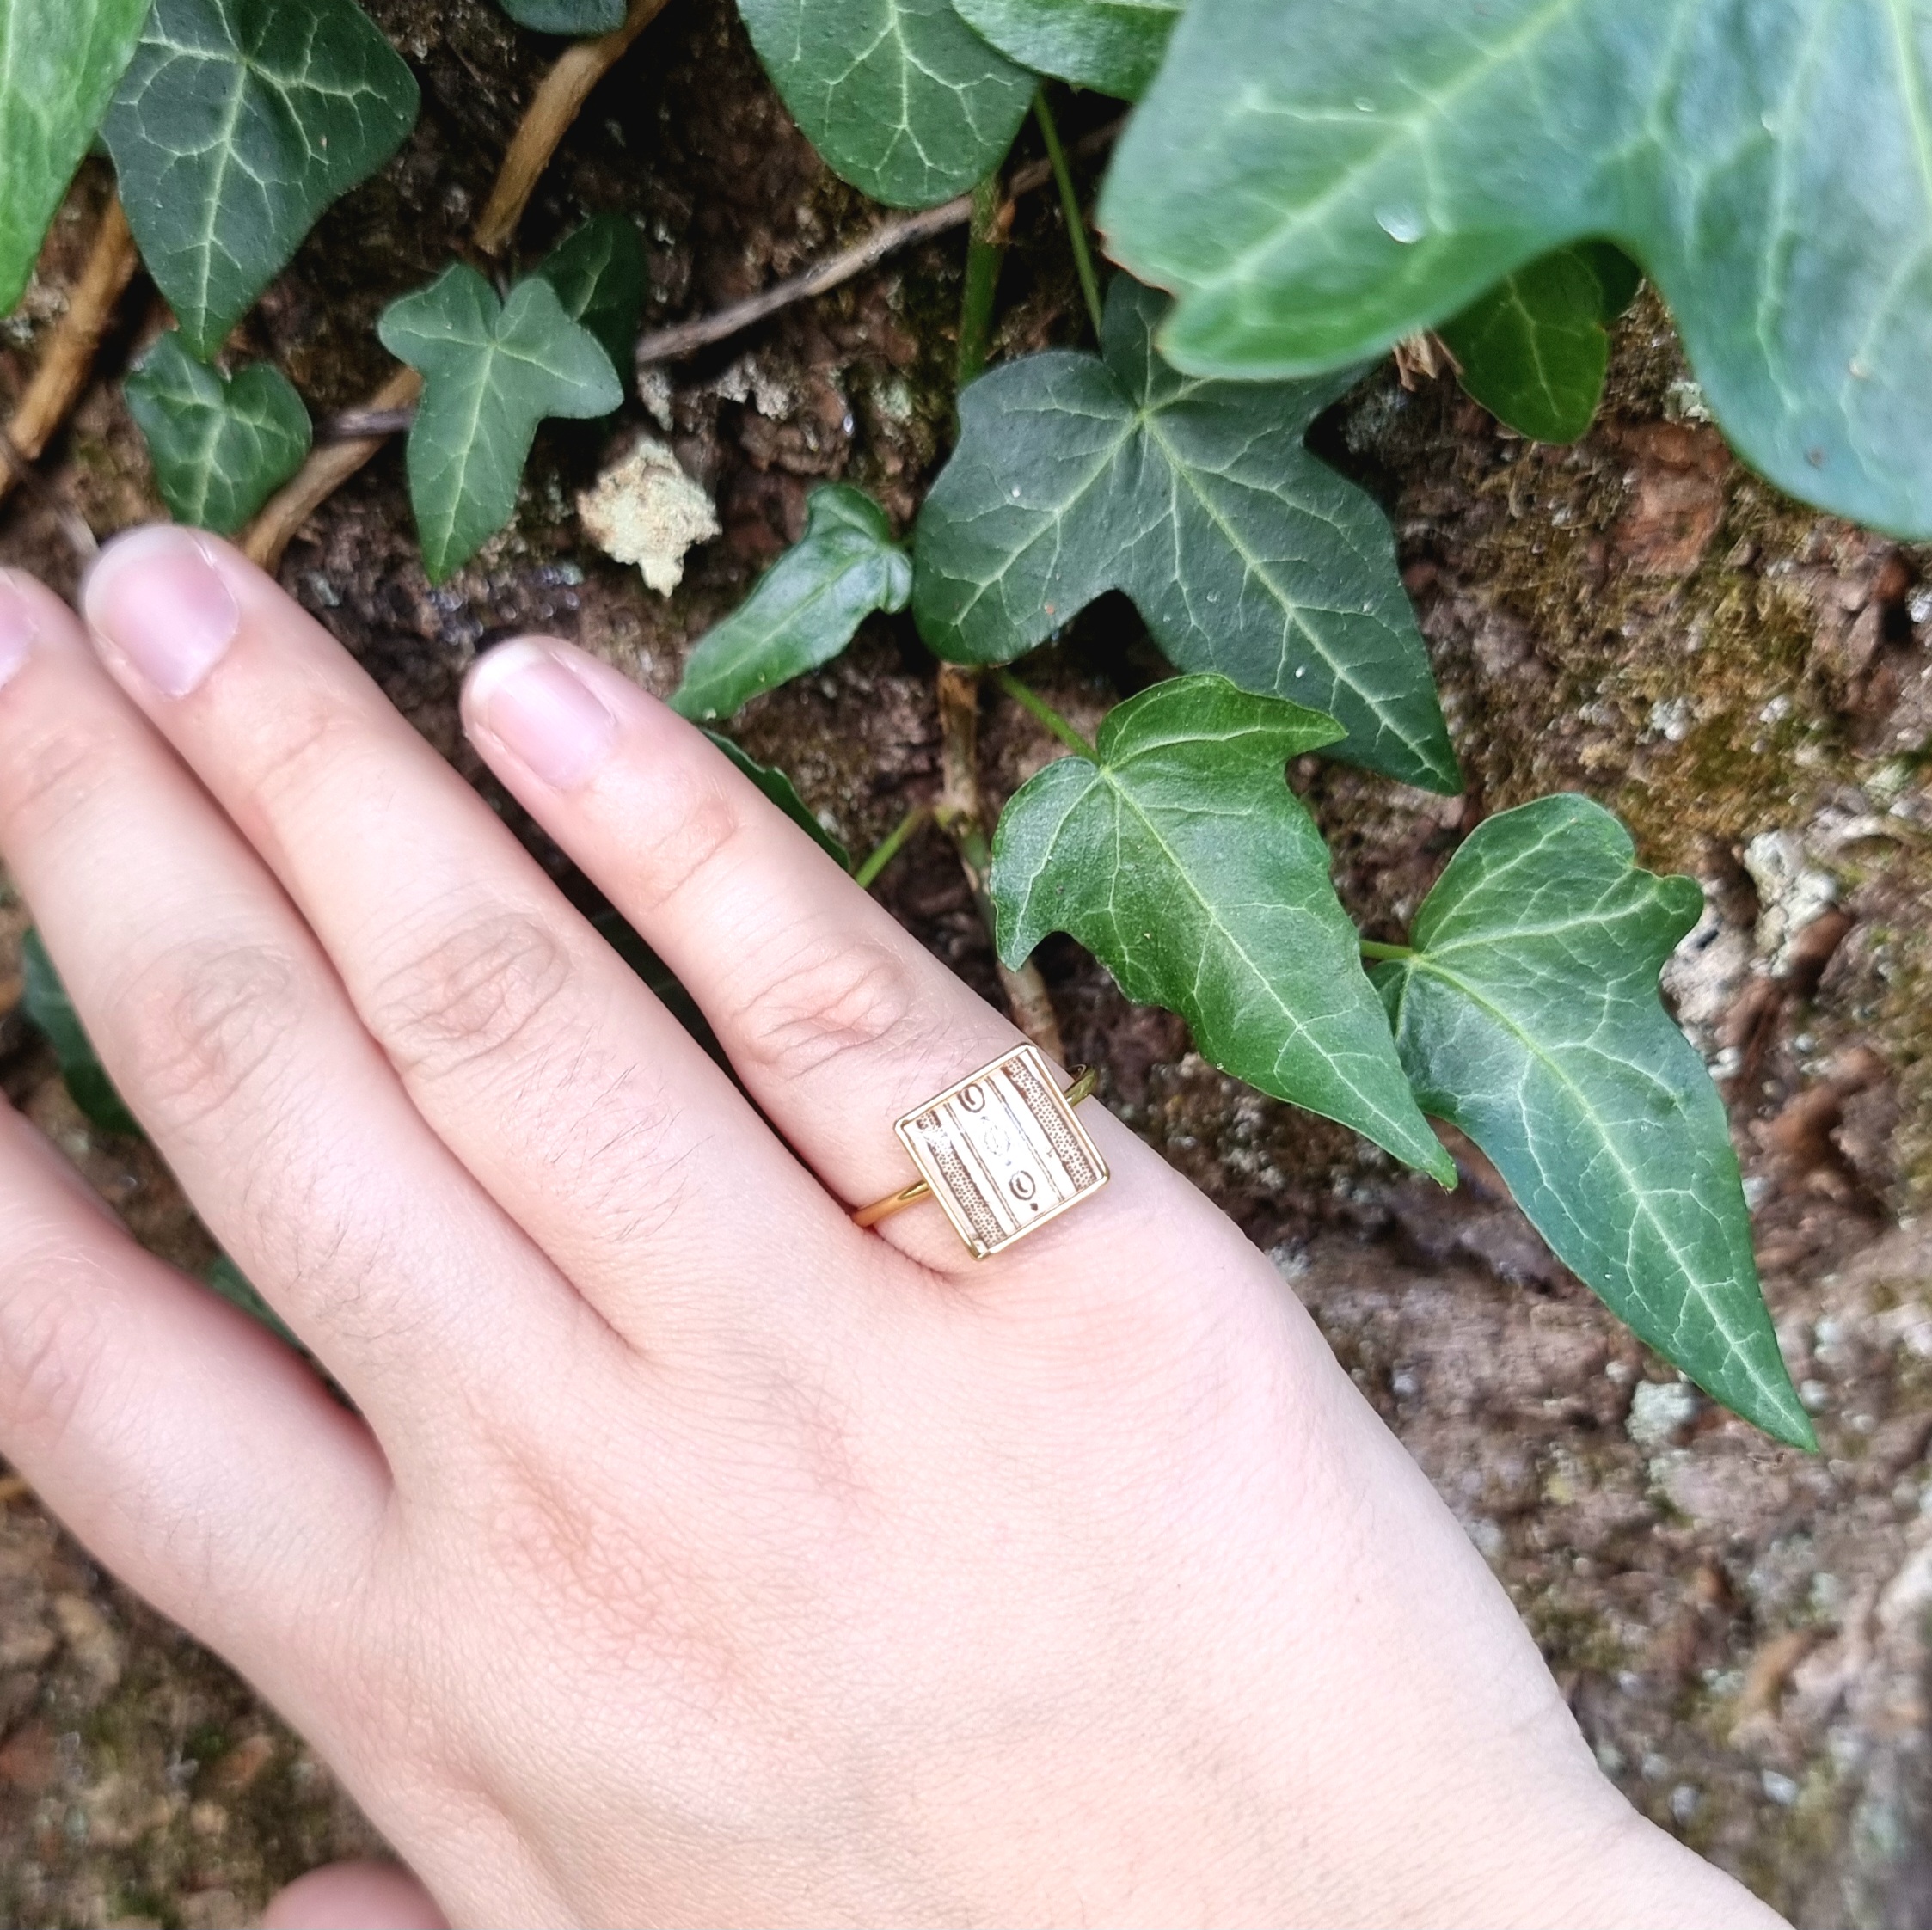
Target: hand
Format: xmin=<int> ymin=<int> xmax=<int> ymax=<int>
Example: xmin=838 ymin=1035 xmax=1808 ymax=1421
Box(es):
xmin=0 ymin=534 xmax=1779 ymax=1928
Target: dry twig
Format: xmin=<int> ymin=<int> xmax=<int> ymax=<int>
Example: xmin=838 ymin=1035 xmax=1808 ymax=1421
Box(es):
xmin=934 ymin=663 xmax=1064 ymax=1061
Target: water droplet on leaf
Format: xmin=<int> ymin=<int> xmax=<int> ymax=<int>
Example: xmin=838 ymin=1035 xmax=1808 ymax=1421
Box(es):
xmin=1376 ymin=205 xmax=1425 ymax=244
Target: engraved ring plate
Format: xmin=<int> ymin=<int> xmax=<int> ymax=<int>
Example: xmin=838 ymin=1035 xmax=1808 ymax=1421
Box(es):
xmin=892 ymin=1044 xmax=1109 ymax=1259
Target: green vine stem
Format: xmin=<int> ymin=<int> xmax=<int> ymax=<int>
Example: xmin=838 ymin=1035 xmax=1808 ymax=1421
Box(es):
xmin=955 ymin=168 xmax=1010 ymax=391
xmin=993 ymin=667 xmax=1095 ymax=757
xmin=853 ymin=806 xmax=928 ymax=891
xmin=1034 ymin=89 xmax=1104 ymax=342
xmin=1358 ymin=940 xmax=1414 ymax=961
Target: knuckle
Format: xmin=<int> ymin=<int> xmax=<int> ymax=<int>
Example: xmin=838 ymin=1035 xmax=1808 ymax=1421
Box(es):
xmin=732 ymin=933 xmax=923 ymax=1082
xmin=0 ymin=1247 xmax=111 ymax=1448
xmin=127 ymin=940 xmax=306 ymax=1127
xmin=0 ymin=718 xmax=113 ymax=846
xmin=625 ymin=768 xmax=745 ymax=916
xmin=367 ymin=908 xmax=573 ymax=1085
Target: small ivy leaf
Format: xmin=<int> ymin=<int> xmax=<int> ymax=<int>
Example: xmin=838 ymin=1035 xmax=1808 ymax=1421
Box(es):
xmin=377 ymin=264 xmax=623 ymax=584
xmin=1438 ymin=243 xmax=1643 ymax=445
xmin=0 ymin=0 xmax=149 ymax=314
xmin=1101 ymin=0 xmax=1932 ymax=539
xmin=737 ymin=0 xmax=1033 ymax=209
xmin=495 ymin=0 xmax=626 ymax=32
xmin=671 ymin=487 xmax=912 ymax=723
xmin=703 ymin=731 xmax=851 ymax=868
xmin=915 ymin=275 xmax=1457 ymax=793
xmin=1370 ymin=796 xmax=1812 ymax=1449
xmin=19 ymin=928 xmax=140 ymax=1137
xmin=205 ymin=1253 xmax=303 ymax=1349
xmin=125 ymin=332 xmax=312 ymax=534
xmin=991 ymin=674 xmax=1455 ymax=1182
xmin=951 ymin=0 xmax=1182 ymax=99
xmin=536 ymin=212 xmax=646 ymax=382
xmin=103 ymin=0 xmax=418 ymax=360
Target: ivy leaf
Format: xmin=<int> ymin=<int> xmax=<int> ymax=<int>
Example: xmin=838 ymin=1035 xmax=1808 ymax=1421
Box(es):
xmin=20 ymin=928 xmax=140 ymax=1137
xmin=704 ymin=732 xmax=851 ymax=868
xmin=671 ymin=486 xmax=911 ymax=722
xmin=377 ymin=264 xmax=623 ymax=583
xmin=951 ymin=0 xmax=1181 ymax=99
xmin=104 ymin=0 xmax=420 ymax=358
xmin=125 ymin=331 xmax=312 ymax=534
xmin=537 ymin=211 xmax=645 ymax=382
xmin=0 ymin=0 xmax=149 ymax=314
xmin=1370 ymin=796 xmax=1811 ymax=1448
xmin=737 ymin=0 xmax=1033 ymax=209
xmin=1101 ymin=0 xmax=1932 ymax=539
xmin=991 ymin=675 xmax=1455 ymax=1183
xmin=915 ymin=276 xmax=1457 ymax=793
xmin=495 ymin=0 xmax=626 ymax=32
xmin=1438 ymin=243 xmax=1642 ymax=445
xmin=206 ymin=1253 xmax=302 ymax=1348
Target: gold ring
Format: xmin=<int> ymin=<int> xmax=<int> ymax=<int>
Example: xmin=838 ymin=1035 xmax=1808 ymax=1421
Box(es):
xmin=851 ymin=1045 xmax=1108 ymax=1259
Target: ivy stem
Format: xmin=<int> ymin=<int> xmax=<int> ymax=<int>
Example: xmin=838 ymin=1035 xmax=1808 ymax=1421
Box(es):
xmin=1034 ymin=89 xmax=1104 ymax=342
xmin=935 ymin=664 xmax=1065 ymax=1060
xmin=955 ymin=169 xmax=1011 ymax=392
xmin=852 ymin=806 xmax=928 ymax=891
xmin=243 ymin=0 xmax=671 ymax=573
xmin=993 ymin=667 xmax=1095 ymax=757
xmin=1358 ymin=940 xmax=1414 ymax=961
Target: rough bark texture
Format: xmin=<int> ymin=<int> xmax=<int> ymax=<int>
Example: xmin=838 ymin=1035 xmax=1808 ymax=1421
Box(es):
xmin=1 ymin=2 xmax=1929 ymax=1924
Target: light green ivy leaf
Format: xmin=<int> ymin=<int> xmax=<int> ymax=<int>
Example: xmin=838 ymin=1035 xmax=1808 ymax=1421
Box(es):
xmin=951 ymin=0 xmax=1181 ymax=99
xmin=104 ymin=0 xmax=419 ymax=358
xmin=991 ymin=674 xmax=1455 ymax=1182
xmin=737 ymin=0 xmax=1033 ymax=208
xmin=0 ymin=0 xmax=149 ymax=315
xmin=1101 ymin=0 xmax=1932 ymax=538
xmin=704 ymin=731 xmax=851 ymax=867
xmin=915 ymin=275 xmax=1457 ymax=792
xmin=377 ymin=264 xmax=623 ymax=583
xmin=20 ymin=928 xmax=140 ymax=1137
xmin=495 ymin=0 xmax=625 ymax=32
xmin=125 ymin=330 xmax=311 ymax=533
xmin=1439 ymin=243 xmax=1642 ymax=445
xmin=671 ymin=486 xmax=911 ymax=722
xmin=537 ymin=212 xmax=646 ymax=386
xmin=1370 ymin=795 xmax=1812 ymax=1448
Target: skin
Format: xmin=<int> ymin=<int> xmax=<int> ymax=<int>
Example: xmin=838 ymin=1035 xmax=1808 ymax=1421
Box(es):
xmin=0 ymin=530 xmax=1787 ymax=1930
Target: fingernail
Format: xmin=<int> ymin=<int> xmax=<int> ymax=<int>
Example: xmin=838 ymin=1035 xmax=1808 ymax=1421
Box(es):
xmin=0 ymin=573 xmax=40 ymax=690
xmin=467 ymin=640 xmax=617 ymax=791
xmin=83 ymin=525 xmax=239 ymax=698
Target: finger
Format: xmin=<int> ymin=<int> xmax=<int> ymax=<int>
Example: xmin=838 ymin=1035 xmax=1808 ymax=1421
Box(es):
xmin=262 ymin=1862 xmax=449 ymax=1930
xmin=77 ymin=529 xmax=869 ymax=1352
xmin=0 ymin=567 xmax=601 ymax=1436
xmin=462 ymin=640 xmax=1176 ymax=1277
xmin=0 ymin=1103 xmax=387 ymax=1705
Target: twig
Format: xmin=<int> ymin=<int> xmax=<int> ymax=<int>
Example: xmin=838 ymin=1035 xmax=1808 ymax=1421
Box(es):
xmin=1033 ymin=90 xmax=1104 ymax=342
xmin=0 ymin=193 xmax=139 ymax=515
xmin=244 ymin=0 xmax=670 ymax=572
xmin=935 ymin=663 xmax=1064 ymax=1061
xmin=473 ymin=0 xmax=672 ymax=257
xmin=635 ymin=119 xmax=1121 ymax=371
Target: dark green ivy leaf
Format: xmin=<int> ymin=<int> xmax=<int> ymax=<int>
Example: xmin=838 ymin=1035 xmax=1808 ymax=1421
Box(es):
xmin=737 ymin=0 xmax=1033 ymax=208
xmin=19 ymin=928 xmax=139 ymax=1137
xmin=205 ymin=1253 xmax=302 ymax=1349
xmin=377 ymin=264 xmax=623 ymax=583
xmin=951 ymin=0 xmax=1181 ymax=99
xmin=495 ymin=0 xmax=626 ymax=32
xmin=915 ymin=276 xmax=1457 ymax=792
xmin=0 ymin=0 xmax=149 ymax=314
xmin=1370 ymin=796 xmax=1812 ymax=1449
xmin=104 ymin=0 xmax=419 ymax=360
xmin=671 ymin=486 xmax=911 ymax=723
xmin=125 ymin=331 xmax=312 ymax=534
xmin=704 ymin=732 xmax=851 ymax=869
xmin=991 ymin=675 xmax=1455 ymax=1182
xmin=536 ymin=212 xmax=646 ymax=382
xmin=1438 ymin=243 xmax=1642 ymax=445
xmin=1102 ymin=0 xmax=1932 ymax=538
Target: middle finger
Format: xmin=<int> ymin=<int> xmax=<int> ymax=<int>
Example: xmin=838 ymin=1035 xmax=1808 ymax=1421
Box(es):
xmin=79 ymin=528 xmax=874 ymax=1353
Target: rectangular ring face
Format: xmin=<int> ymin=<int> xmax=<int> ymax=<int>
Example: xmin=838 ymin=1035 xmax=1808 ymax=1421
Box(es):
xmin=895 ymin=1045 xmax=1109 ymax=1259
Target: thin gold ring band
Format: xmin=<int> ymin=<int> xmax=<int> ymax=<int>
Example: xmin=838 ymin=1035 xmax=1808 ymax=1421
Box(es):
xmin=852 ymin=1064 xmax=1099 ymax=1230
